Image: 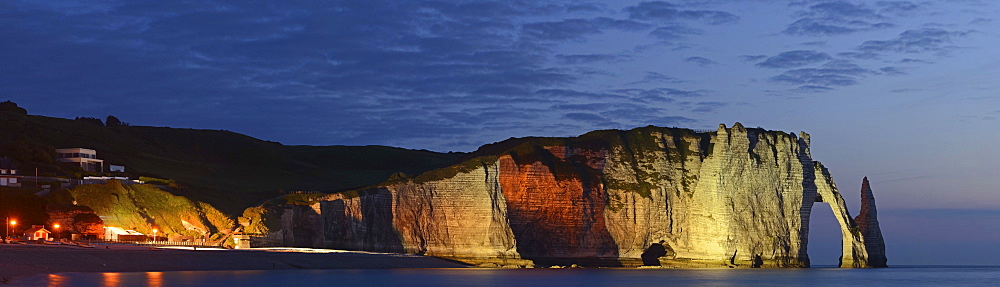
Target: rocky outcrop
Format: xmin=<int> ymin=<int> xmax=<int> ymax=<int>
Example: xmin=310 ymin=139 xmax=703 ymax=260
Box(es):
xmin=46 ymin=204 xmax=104 ymax=238
xmin=854 ymin=177 xmax=887 ymax=267
xmin=250 ymin=124 xmax=884 ymax=268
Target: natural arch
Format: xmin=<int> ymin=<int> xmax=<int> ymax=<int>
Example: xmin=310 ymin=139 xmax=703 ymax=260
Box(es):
xmin=811 ymin=165 xmax=869 ymax=268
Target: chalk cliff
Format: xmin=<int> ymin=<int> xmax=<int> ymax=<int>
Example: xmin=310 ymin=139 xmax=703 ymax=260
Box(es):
xmin=855 ymin=177 xmax=887 ymax=267
xmin=248 ymin=124 xmax=884 ymax=268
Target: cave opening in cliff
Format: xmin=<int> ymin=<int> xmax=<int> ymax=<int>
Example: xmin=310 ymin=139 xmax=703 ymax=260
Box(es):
xmin=809 ymin=202 xmax=842 ymax=267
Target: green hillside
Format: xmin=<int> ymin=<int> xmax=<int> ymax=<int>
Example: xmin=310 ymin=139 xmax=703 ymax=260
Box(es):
xmin=0 ymin=103 xmax=464 ymax=215
xmin=63 ymin=181 xmax=233 ymax=239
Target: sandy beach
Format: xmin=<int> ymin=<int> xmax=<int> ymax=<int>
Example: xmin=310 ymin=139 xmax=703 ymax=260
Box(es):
xmin=0 ymin=243 xmax=467 ymax=285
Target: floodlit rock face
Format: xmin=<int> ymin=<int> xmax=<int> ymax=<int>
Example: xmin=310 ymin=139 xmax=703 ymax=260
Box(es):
xmin=254 ymin=124 xmax=883 ymax=268
xmin=46 ymin=205 xmax=104 ymax=238
xmin=855 ymin=177 xmax=888 ymax=267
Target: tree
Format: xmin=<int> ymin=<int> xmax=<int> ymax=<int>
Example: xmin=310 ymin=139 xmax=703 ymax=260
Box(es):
xmin=106 ymin=115 xmax=122 ymax=126
xmin=0 ymin=101 xmax=27 ymax=115
xmin=74 ymin=117 xmax=104 ymax=126
xmin=105 ymin=115 xmax=129 ymax=126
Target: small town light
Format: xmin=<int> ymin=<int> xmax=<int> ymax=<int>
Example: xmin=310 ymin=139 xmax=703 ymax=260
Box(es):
xmin=5 ymin=218 xmax=15 ymax=239
xmin=52 ymin=223 xmax=61 ymax=240
xmin=152 ymin=228 xmax=159 ymax=243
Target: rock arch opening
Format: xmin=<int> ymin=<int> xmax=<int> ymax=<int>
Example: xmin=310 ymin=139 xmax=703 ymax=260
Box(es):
xmin=808 ymin=202 xmax=844 ymax=267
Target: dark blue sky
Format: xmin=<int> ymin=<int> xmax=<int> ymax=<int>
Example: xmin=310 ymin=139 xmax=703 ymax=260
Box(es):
xmin=3 ymin=1 xmax=998 ymax=265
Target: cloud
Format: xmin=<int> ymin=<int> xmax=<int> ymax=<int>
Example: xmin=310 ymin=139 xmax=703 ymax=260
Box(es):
xmin=5 ymin=0 xmax=980 ymax=152
xmin=522 ymin=17 xmax=649 ymax=41
xmin=755 ymin=50 xmax=832 ymax=69
xmin=858 ymin=28 xmax=968 ymax=54
xmin=969 ymin=18 xmax=992 ymax=25
xmin=648 ymin=25 xmax=704 ymax=40
xmin=686 ymin=101 xmax=727 ymax=113
xmin=899 ymin=58 xmax=933 ymax=64
xmin=614 ymin=87 xmax=710 ymax=104
xmin=623 ymin=1 xmax=740 ymax=44
xmin=549 ymin=103 xmax=612 ymax=111
xmin=534 ymin=89 xmax=628 ymax=100
xmin=647 ymin=116 xmax=697 ymax=126
xmin=3 ymin=0 xmax=670 ymax=151
xmin=625 ymin=1 xmax=739 ymax=25
xmin=809 ymin=1 xmax=880 ymax=18
xmin=563 ymin=112 xmax=613 ymax=123
xmin=783 ymin=1 xmax=897 ymax=35
xmin=769 ymin=60 xmax=872 ymax=87
xmin=625 ymin=72 xmax=684 ymax=85
xmin=738 ymin=55 xmax=767 ymax=62
xmin=544 ymin=93 xmax=698 ymax=129
xmin=877 ymin=1 xmax=921 ymax=16
xmin=685 ymin=56 xmax=716 ymax=67
xmin=795 ymin=85 xmax=835 ymax=93
xmin=565 ymin=3 xmax=604 ymax=13
xmin=879 ymin=66 xmax=907 ymax=75
xmin=555 ymin=54 xmax=629 ymax=64
xmin=837 ymin=51 xmax=880 ymax=60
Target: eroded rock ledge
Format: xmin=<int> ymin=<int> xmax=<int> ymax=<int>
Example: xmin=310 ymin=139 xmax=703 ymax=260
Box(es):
xmin=247 ymin=124 xmax=886 ymax=268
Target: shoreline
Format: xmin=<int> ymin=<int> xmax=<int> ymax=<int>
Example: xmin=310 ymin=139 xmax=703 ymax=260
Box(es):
xmin=0 ymin=244 xmax=467 ymax=285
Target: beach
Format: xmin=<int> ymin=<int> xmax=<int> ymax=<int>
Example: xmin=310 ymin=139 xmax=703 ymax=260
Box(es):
xmin=0 ymin=243 xmax=467 ymax=285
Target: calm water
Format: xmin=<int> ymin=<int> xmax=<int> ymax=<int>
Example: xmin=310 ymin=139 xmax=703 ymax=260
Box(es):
xmin=32 ymin=266 xmax=1000 ymax=287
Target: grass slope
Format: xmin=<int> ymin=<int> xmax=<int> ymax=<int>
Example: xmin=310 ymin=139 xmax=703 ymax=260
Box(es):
xmin=0 ymin=111 xmax=463 ymax=215
xmin=68 ymin=181 xmax=233 ymax=239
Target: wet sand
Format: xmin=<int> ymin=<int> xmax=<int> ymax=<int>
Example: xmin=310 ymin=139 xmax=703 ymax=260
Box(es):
xmin=0 ymin=244 xmax=467 ymax=285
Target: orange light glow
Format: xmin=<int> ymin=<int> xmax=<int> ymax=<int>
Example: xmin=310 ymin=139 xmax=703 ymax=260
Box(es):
xmin=53 ymin=223 xmax=61 ymax=229
xmin=146 ymin=272 xmax=163 ymax=287
xmin=102 ymin=272 xmax=121 ymax=287
xmin=9 ymin=220 xmax=15 ymax=226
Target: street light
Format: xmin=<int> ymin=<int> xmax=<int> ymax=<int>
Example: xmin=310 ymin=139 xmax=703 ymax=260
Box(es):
xmin=152 ymin=228 xmax=158 ymax=243
xmin=53 ymin=223 xmax=61 ymax=241
xmin=5 ymin=218 xmax=15 ymax=241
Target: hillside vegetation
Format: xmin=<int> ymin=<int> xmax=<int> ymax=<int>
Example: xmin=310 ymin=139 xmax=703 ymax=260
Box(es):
xmin=0 ymin=105 xmax=464 ymax=215
xmin=63 ymin=181 xmax=232 ymax=239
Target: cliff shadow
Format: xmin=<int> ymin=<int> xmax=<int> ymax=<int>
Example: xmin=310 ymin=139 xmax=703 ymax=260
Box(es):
xmin=287 ymin=205 xmax=323 ymax=248
xmin=499 ymin=150 xmax=621 ymax=267
xmin=323 ymin=188 xmax=404 ymax=253
xmin=792 ymin=135 xmax=817 ymax=268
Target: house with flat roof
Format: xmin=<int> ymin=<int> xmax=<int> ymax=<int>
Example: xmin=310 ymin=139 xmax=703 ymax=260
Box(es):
xmin=0 ymin=157 xmax=20 ymax=187
xmin=103 ymin=227 xmax=146 ymax=241
xmin=56 ymin=148 xmax=104 ymax=172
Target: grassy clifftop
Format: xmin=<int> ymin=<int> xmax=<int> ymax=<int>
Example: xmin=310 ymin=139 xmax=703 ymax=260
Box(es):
xmin=0 ymin=109 xmax=463 ymax=215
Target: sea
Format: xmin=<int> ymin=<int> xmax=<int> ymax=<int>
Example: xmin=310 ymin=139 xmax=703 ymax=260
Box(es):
xmin=28 ymin=266 xmax=1000 ymax=287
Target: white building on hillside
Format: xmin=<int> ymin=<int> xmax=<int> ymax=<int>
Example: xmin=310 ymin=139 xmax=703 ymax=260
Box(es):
xmin=0 ymin=157 xmax=20 ymax=187
xmin=56 ymin=148 xmax=104 ymax=172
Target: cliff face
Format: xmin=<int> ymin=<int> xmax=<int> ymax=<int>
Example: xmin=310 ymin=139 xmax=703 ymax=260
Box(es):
xmin=252 ymin=124 xmax=883 ymax=268
xmin=46 ymin=205 xmax=104 ymax=237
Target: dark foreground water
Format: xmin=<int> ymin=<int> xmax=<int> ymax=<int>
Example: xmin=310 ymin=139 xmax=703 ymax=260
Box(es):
xmin=32 ymin=266 xmax=1000 ymax=287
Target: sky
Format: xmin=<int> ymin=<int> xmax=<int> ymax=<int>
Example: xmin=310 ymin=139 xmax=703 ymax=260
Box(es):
xmin=2 ymin=0 xmax=999 ymax=265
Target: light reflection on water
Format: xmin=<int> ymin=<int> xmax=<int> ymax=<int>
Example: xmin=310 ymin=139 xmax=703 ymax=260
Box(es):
xmin=34 ymin=267 xmax=1000 ymax=287
xmin=146 ymin=272 xmax=163 ymax=287
xmin=102 ymin=272 xmax=120 ymax=287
